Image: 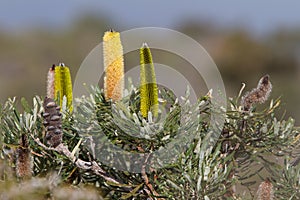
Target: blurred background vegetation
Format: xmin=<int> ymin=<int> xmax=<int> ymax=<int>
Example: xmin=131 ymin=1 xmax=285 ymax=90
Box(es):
xmin=0 ymin=1 xmax=300 ymax=124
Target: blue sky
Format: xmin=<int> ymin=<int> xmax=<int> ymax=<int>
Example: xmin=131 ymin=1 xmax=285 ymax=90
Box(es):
xmin=1 ymin=0 xmax=300 ymax=33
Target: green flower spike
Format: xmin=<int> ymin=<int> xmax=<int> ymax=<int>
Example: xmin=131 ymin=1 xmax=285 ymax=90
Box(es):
xmin=54 ymin=63 xmax=73 ymax=112
xmin=140 ymin=43 xmax=159 ymax=119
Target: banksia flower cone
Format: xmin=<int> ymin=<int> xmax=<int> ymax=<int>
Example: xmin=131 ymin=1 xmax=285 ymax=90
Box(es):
xmin=103 ymin=30 xmax=124 ymax=101
xmin=241 ymin=75 xmax=272 ymax=111
xmin=15 ymin=134 xmax=32 ymax=178
xmin=43 ymin=97 xmax=63 ymax=147
xmin=54 ymin=63 xmax=73 ymax=112
xmin=140 ymin=43 xmax=159 ymax=118
xmin=257 ymin=179 xmax=274 ymax=200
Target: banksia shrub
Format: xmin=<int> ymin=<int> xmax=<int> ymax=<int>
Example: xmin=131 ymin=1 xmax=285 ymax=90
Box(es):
xmin=139 ymin=43 xmax=159 ymax=118
xmin=0 ymin=30 xmax=300 ymax=200
xmin=103 ymin=30 xmax=124 ymax=101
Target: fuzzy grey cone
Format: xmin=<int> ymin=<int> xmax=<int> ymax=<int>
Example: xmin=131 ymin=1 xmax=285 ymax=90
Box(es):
xmin=15 ymin=134 xmax=32 ymax=178
xmin=47 ymin=64 xmax=55 ymax=99
xmin=43 ymin=97 xmax=63 ymax=147
xmin=241 ymin=75 xmax=272 ymax=111
xmin=257 ymin=179 xmax=274 ymax=200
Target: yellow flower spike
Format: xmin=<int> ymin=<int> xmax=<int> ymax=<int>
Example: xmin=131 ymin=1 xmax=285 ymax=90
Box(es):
xmin=103 ymin=30 xmax=124 ymax=101
xmin=54 ymin=63 xmax=73 ymax=112
xmin=140 ymin=43 xmax=159 ymax=119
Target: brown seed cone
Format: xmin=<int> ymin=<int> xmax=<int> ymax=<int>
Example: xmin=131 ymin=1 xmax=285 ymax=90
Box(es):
xmin=15 ymin=134 xmax=32 ymax=178
xmin=43 ymin=97 xmax=63 ymax=147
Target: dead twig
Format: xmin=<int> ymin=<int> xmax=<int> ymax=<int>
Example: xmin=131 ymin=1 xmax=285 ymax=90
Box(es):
xmin=31 ymin=135 xmax=127 ymax=185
